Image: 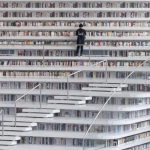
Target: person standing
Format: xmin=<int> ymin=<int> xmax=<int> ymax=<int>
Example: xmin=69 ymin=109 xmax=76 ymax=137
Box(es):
xmin=76 ymin=24 xmax=86 ymax=56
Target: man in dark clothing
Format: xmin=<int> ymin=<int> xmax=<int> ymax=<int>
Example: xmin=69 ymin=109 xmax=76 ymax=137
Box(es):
xmin=76 ymin=24 xmax=86 ymax=56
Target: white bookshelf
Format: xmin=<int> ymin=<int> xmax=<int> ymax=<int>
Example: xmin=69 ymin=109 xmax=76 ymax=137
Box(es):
xmin=0 ymin=0 xmax=149 ymax=150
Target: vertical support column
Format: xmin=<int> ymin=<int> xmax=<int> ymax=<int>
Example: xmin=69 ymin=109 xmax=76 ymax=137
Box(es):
xmin=106 ymin=140 xmax=108 ymax=148
xmin=42 ymin=44 xmax=45 ymax=66
xmin=39 ymin=84 xmax=42 ymax=109
xmin=88 ymin=43 xmax=91 ymax=65
xmin=105 ymin=59 xmax=108 ymax=83
xmin=67 ymin=76 xmax=69 ymax=101
xmin=83 ymin=138 xmax=85 ymax=150
xmin=2 ymin=110 xmax=4 ymax=136
xmin=14 ymin=102 xmax=17 ymax=127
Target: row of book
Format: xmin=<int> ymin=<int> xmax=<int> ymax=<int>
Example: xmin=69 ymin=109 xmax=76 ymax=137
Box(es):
xmin=0 ymin=50 xmax=150 ymax=57
xmin=0 ymin=61 xmax=143 ymax=67
xmin=0 ymin=60 xmax=93 ymax=66
xmin=127 ymin=85 xmax=150 ymax=91
xmin=1 ymin=41 xmax=150 ymax=47
xmin=119 ymin=132 xmax=150 ymax=144
xmin=116 ymin=72 xmax=149 ymax=79
xmin=92 ymin=97 xmax=149 ymax=105
xmin=1 ymin=12 xmax=150 ymax=18
xmin=1 ymin=31 xmax=150 ymax=37
xmin=0 ymin=94 xmax=49 ymax=102
xmin=129 ymin=52 xmax=150 ymax=56
xmin=38 ymin=123 xmax=90 ymax=132
xmin=4 ymin=50 xmax=149 ymax=57
xmin=0 ymin=71 xmax=148 ymax=80
xmin=1 ymin=50 xmax=149 ymax=58
xmin=17 ymin=50 xmax=75 ymax=57
xmin=17 ymin=50 xmax=127 ymax=57
xmin=0 ymin=71 xmax=71 ymax=77
xmin=0 ymin=82 xmax=81 ymax=90
xmin=78 ymin=96 xmax=148 ymax=107
xmin=0 ymin=60 xmax=144 ymax=67
xmin=36 ymin=121 xmax=149 ymax=133
xmin=101 ymin=110 xmax=149 ymax=119
xmin=22 ymin=137 xmax=95 ymax=147
xmin=1 ymin=21 xmax=150 ymax=27
xmin=1 ymin=2 xmax=150 ymax=8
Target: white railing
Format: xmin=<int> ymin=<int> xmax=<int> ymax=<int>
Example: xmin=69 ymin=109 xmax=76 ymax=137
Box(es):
xmin=14 ymin=83 xmax=42 ymax=126
xmin=82 ymin=57 xmax=150 ymax=150
xmin=14 ymin=44 xmax=45 ymax=126
xmin=67 ymin=59 xmax=108 ymax=100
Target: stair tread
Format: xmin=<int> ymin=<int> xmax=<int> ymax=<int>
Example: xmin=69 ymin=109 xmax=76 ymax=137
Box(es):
xmin=22 ymin=109 xmax=60 ymax=114
xmin=0 ymin=136 xmax=20 ymax=141
xmin=48 ymin=100 xmax=85 ymax=105
xmin=0 ymin=126 xmax=32 ymax=132
xmin=82 ymin=87 xmax=122 ymax=91
xmin=2 ymin=117 xmax=53 ymax=122
xmin=89 ymin=83 xmax=128 ymax=88
xmin=3 ymin=122 xmax=37 ymax=127
xmin=54 ymin=96 xmax=92 ymax=100
xmin=17 ymin=113 xmax=54 ymax=118
xmin=0 ymin=141 xmax=17 ymax=146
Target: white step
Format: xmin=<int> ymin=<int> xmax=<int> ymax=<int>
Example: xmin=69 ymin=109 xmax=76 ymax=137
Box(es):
xmin=0 ymin=126 xmax=32 ymax=132
xmin=89 ymin=83 xmax=128 ymax=88
xmin=0 ymin=141 xmax=17 ymax=146
xmin=48 ymin=100 xmax=85 ymax=105
xmin=2 ymin=117 xmax=52 ymax=123
xmin=17 ymin=113 xmax=54 ymax=118
xmin=82 ymin=87 xmax=122 ymax=92
xmin=22 ymin=108 xmax=60 ymax=114
xmin=3 ymin=122 xmax=37 ymax=127
xmin=54 ymin=96 xmax=92 ymax=101
xmin=0 ymin=136 xmax=20 ymax=141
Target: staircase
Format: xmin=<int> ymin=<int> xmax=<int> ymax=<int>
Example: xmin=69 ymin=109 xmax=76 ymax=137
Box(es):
xmin=0 ymin=115 xmax=37 ymax=149
xmin=0 ymin=122 xmax=32 ymax=149
xmin=0 ymin=136 xmax=20 ymax=148
xmin=2 ymin=76 xmax=149 ymax=150
xmin=47 ymin=83 xmax=128 ymax=106
xmin=0 ymin=82 xmax=128 ymax=149
xmin=0 ymin=107 xmax=60 ymax=149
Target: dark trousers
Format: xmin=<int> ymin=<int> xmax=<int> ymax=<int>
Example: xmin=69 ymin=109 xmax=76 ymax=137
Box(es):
xmin=76 ymin=45 xmax=83 ymax=56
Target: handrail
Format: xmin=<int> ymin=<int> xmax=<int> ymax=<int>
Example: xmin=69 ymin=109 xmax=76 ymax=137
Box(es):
xmin=0 ymin=109 xmax=4 ymax=136
xmin=82 ymin=57 xmax=150 ymax=150
xmin=67 ymin=59 xmax=108 ymax=100
xmin=14 ymin=83 xmax=42 ymax=126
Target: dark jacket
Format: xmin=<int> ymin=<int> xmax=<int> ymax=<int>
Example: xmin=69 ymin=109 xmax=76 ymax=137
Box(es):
xmin=76 ymin=28 xmax=86 ymax=45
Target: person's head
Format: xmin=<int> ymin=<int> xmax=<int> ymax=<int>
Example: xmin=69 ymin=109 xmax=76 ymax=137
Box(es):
xmin=79 ymin=24 xmax=83 ymax=28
